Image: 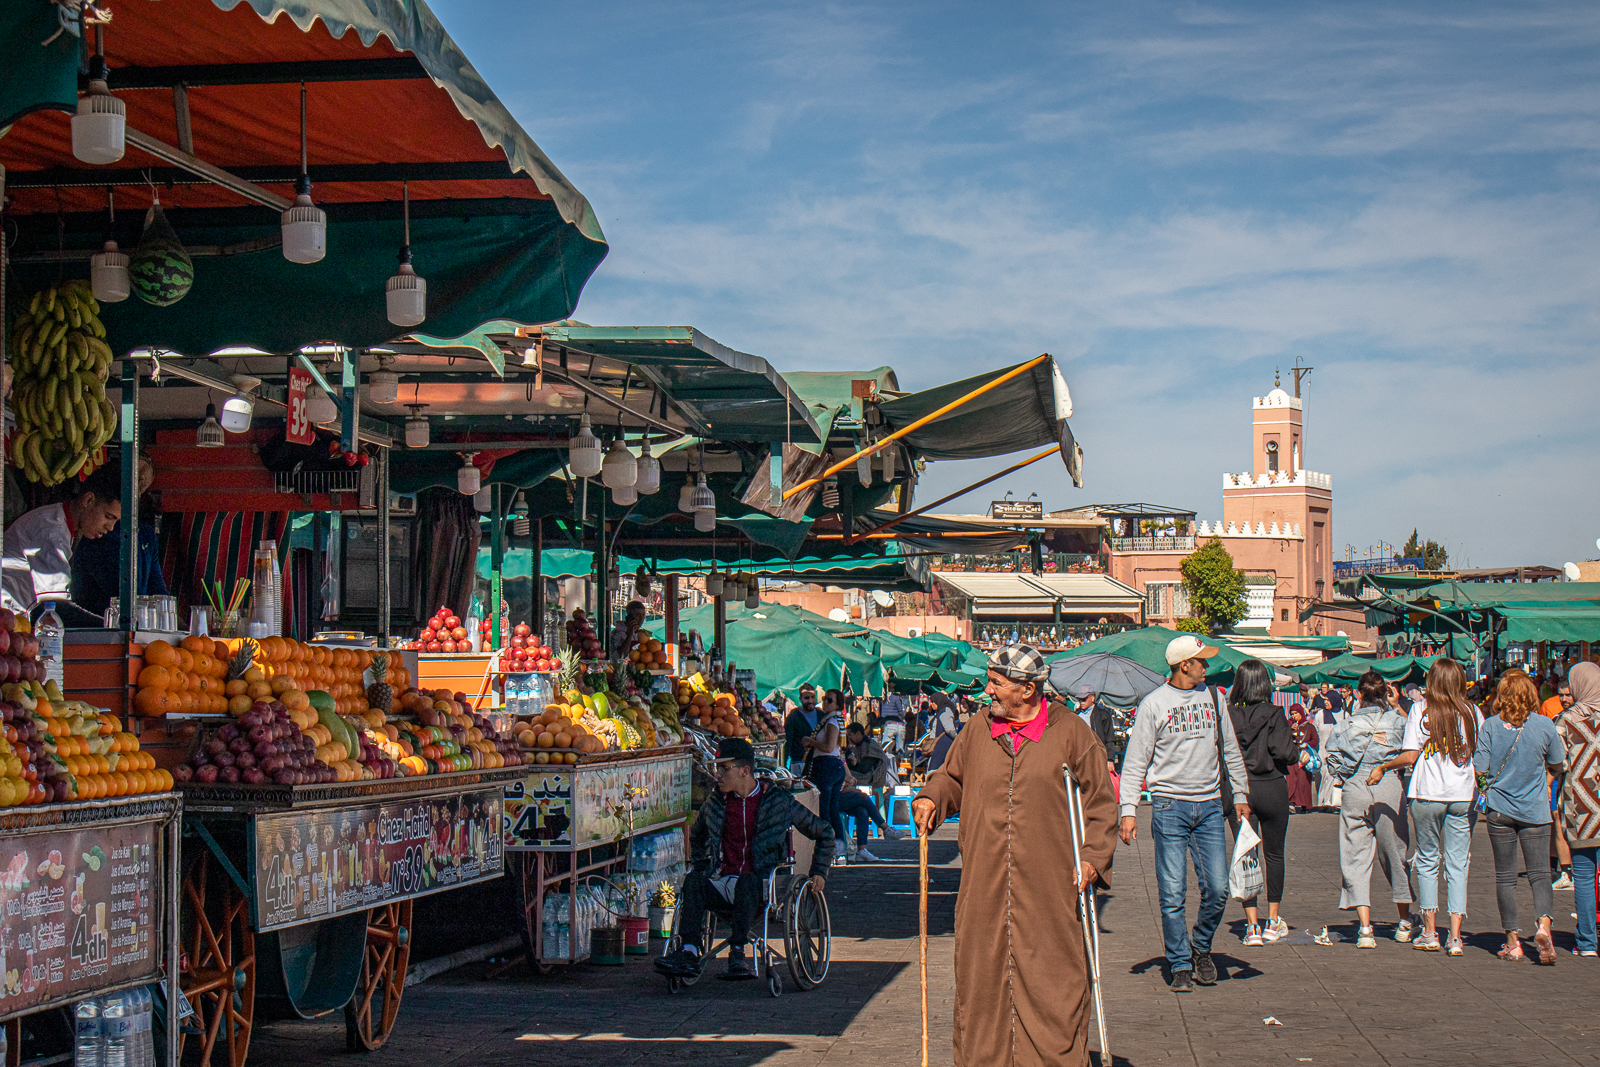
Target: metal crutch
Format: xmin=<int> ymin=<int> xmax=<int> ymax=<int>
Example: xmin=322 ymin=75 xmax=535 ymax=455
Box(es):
xmin=1063 ymin=763 xmax=1109 ymax=1060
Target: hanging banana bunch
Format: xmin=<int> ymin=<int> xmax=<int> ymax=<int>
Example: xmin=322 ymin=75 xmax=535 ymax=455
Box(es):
xmin=6 ymin=280 xmax=119 ymax=487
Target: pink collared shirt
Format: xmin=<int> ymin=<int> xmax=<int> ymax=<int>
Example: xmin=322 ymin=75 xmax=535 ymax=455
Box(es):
xmin=988 ymin=702 xmax=1049 ymax=745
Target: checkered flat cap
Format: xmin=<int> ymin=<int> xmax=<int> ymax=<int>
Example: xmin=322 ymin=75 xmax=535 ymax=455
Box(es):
xmin=988 ymin=643 xmax=1049 ymax=682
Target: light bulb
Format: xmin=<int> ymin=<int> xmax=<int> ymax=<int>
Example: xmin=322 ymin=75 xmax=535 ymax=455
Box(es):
xmin=568 ymin=414 xmax=602 ymax=478
xmin=635 ymin=440 xmax=660 ymax=495
xmin=725 ymin=575 xmax=742 ymax=600
xmin=196 ymin=404 xmax=224 ymax=448
xmin=690 ymin=471 xmax=715 ymax=512
xmin=822 ymin=478 xmax=840 ymax=509
xmin=220 ymin=375 xmax=259 ymax=434
xmin=677 ymin=479 xmax=697 ymax=513
xmin=281 ymin=190 xmax=327 ymax=264
xmin=386 ymin=182 xmax=425 ymax=326
xmin=305 ymin=383 xmax=339 ymax=425
xmin=706 ymin=568 xmax=723 ymax=596
xmin=613 ymin=483 xmax=638 ymax=506
xmin=90 ymin=240 xmax=130 ymax=303
xmin=458 ymin=456 xmax=481 ymax=495
xmin=368 ymin=369 xmax=400 ymax=405
xmin=404 ymin=405 xmax=429 ymax=448
xmin=745 ymin=584 xmax=759 ymax=609
xmin=601 ymin=436 xmax=637 ymax=489
xmin=72 ymin=79 xmax=125 ymax=165
xmin=695 ymin=509 xmax=716 ymax=533
xmin=473 ymin=485 xmax=492 ymax=512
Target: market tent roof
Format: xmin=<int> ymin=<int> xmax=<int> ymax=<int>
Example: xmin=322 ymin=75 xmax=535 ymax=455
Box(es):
xmin=1 ymin=0 xmax=606 ymax=353
xmin=877 ymin=357 xmax=1084 ymax=487
xmin=1215 ymin=633 xmax=1351 ymax=668
xmin=932 ymin=572 xmax=1143 ymax=619
xmin=780 ymin=368 xmax=900 ymax=454
xmin=1047 ymin=626 xmax=1257 ymax=683
xmin=517 ymin=545 xmax=929 ymax=592
xmin=1494 ymin=606 xmax=1600 ymax=644
xmin=644 ymin=602 xmax=886 ymax=698
xmin=853 ymin=511 xmax=1029 ymax=556
xmin=1293 ymin=654 xmax=1436 ymax=685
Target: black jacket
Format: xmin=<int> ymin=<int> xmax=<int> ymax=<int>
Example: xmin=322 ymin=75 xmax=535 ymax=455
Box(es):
xmin=692 ymin=782 xmax=837 ymax=879
xmin=1228 ymin=699 xmax=1297 ymax=780
xmin=784 ymin=706 xmax=819 ymax=764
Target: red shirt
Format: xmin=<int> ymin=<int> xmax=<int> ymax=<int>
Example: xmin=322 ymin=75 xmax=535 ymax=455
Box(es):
xmin=718 ymin=782 xmax=763 ymax=875
xmin=989 ymin=702 xmax=1049 ymax=746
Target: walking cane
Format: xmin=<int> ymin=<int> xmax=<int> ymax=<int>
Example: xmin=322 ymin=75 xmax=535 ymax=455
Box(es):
xmin=919 ymin=823 xmax=930 ymax=1067
xmin=1063 ymin=763 xmax=1109 ymax=1060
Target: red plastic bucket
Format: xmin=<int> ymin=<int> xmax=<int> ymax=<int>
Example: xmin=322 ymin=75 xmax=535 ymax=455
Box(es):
xmin=621 ymin=914 xmax=650 ymax=954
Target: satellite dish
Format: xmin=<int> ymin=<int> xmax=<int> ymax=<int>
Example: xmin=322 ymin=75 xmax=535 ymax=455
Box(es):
xmin=827 ymin=608 xmax=849 ymax=622
xmin=1336 ymin=630 xmax=1347 ymax=637
xmin=1566 ymin=562 xmax=1582 ymax=581
xmin=906 ymin=627 xmax=921 ymax=637
xmin=871 ymin=590 xmax=895 ymax=608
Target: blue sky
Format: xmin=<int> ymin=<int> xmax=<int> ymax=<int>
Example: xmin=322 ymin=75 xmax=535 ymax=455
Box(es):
xmin=434 ymin=1 xmax=1600 ymax=567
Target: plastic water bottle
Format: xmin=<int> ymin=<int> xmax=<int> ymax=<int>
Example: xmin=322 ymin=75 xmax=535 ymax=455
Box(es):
xmin=133 ymin=987 xmax=153 ymax=1067
xmin=75 ymin=997 xmax=102 ymax=1067
xmin=101 ymin=992 xmax=133 ymax=1067
xmin=38 ymin=602 xmax=64 ymax=689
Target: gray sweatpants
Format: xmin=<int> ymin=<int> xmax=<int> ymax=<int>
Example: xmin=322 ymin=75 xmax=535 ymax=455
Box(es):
xmin=1339 ymin=774 xmax=1413 ymax=910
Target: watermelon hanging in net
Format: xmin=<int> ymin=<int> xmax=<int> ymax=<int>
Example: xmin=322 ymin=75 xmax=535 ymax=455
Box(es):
xmin=130 ymin=201 xmax=194 ymax=307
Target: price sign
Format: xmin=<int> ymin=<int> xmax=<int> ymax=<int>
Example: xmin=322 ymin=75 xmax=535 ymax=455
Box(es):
xmin=286 ymin=366 xmax=314 ymax=444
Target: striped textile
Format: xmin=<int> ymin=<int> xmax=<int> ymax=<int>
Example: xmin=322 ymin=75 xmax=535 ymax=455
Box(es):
xmin=1558 ymin=708 xmax=1600 ymax=849
xmin=168 ymin=511 xmax=294 ymax=634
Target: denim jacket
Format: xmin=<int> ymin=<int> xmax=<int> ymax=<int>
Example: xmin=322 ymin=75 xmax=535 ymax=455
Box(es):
xmin=1324 ymin=704 xmax=1408 ymax=781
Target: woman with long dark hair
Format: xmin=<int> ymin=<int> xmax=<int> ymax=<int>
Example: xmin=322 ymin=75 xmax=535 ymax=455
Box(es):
xmin=802 ymin=688 xmax=849 ymax=853
xmin=1327 ymin=671 xmax=1413 ymax=948
xmin=1475 ymin=672 xmax=1566 ymax=963
xmin=1368 ymin=658 xmax=1482 ymax=954
xmin=1228 ymin=659 xmax=1298 ymax=945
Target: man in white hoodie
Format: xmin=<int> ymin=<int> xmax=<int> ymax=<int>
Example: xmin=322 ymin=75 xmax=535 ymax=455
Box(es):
xmin=1119 ymin=635 xmax=1250 ymax=992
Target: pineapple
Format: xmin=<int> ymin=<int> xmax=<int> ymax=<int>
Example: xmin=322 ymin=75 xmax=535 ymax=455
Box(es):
xmin=366 ymin=653 xmax=394 ymax=714
xmin=226 ymin=639 xmax=257 ymax=681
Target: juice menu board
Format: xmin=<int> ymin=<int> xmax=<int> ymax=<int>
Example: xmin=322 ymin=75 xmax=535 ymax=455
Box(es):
xmin=251 ymin=788 xmax=504 ymax=932
xmin=503 ymin=755 xmax=692 ymax=850
xmin=0 ymin=821 xmax=161 ymax=1019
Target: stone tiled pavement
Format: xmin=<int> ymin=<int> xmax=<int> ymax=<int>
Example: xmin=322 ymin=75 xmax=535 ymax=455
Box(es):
xmin=245 ymin=809 xmax=1598 ymax=1065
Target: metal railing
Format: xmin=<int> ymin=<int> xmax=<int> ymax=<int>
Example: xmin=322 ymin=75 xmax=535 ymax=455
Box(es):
xmin=1109 ymin=536 xmax=1195 ymax=553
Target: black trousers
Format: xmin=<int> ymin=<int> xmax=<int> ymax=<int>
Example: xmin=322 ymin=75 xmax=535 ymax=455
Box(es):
xmin=678 ymin=871 xmax=763 ymax=951
xmin=1228 ymin=776 xmax=1290 ymax=905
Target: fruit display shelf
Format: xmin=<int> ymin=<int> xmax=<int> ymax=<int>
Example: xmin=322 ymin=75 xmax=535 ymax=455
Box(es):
xmin=175 ymin=763 xmax=528 ymax=814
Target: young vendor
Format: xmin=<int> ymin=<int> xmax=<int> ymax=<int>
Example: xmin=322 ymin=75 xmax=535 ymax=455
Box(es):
xmin=2 ymin=462 xmax=122 ymax=624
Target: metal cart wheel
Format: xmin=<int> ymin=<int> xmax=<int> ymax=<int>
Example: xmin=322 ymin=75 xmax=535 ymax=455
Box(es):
xmin=345 ymin=900 xmax=413 ymax=1051
xmin=784 ymin=877 xmax=831 ymax=990
xmin=180 ymin=849 xmax=256 ymax=1067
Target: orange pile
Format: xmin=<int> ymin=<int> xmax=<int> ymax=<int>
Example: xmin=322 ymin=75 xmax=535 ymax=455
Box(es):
xmin=627 ymin=637 xmax=669 ymax=668
xmin=687 ymin=693 xmax=749 ymax=738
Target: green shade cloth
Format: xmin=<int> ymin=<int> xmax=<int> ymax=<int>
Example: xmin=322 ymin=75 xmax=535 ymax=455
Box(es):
xmin=1046 ymin=626 xmax=1255 ymax=683
xmin=1494 ymin=606 xmax=1600 ymax=644
xmin=1219 ymin=634 xmax=1350 ymax=652
xmin=644 ymin=602 xmax=886 ymax=699
xmin=1293 ymin=654 xmax=1439 ymax=685
xmin=779 ymin=368 xmax=899 ymax=454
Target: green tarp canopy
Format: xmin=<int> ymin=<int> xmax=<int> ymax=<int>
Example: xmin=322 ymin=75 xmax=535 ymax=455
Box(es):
xmin=1 ymin=0 xmax=606 ymax=354
xmin=644 ymin=602 xmax=886 ymax=699
xmin=779 ymin=368 xmax=900 ymax=454
xmin=1219 ymin=634 xmax=1350 ymax=652
xmin=507 ymin=545 xmax=928 ymax=592
xmin=1495 ymin=606 xmax=1600 ymax=644
xmin=1047 ymin=626 xmax=1256 ymax=683
xmin=1293 ymin=654 xmax=1439 ymax=685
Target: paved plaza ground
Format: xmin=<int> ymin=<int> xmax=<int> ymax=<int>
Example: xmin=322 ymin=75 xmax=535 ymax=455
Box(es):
xmin=247 ymin=808 xmax=1600 ymax=1066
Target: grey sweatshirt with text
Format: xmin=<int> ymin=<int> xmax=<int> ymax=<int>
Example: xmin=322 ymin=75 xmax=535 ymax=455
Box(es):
xmin=1118 ymin=682 xmax=1250 ymax=817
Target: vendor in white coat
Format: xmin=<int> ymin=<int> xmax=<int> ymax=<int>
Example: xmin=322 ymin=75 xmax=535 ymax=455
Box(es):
xmin=2 ymin=463 xmax=122 ymax=623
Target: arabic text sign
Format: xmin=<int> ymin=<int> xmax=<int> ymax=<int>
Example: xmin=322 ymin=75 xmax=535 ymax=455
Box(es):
xmin=253 ymin=788 xmax=503 ymax=931
xmin=0 ymin=821 xmax=160 ymax=1019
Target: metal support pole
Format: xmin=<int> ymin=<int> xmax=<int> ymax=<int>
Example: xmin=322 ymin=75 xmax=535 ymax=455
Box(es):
xmin=339 ymin=346 xmax=358 ymax=454
xmin=663 ymin=574 xmax=679 ymax=651
xmin=377 ymin=447 xmax=391 ymax=643
xmin=163 ymin=806 xmax=181 ymax=1067
xmin=714 ymin=593 xmax=726 ymax=659
xmin=533 ymin=516 xmax=545 ymax=641
xmin=491 ymin=484 xmax=504 ymax=651
xmin=594 ymin=490 xmax=609 ymax=645
xmin=0 ymin=165 xmax=7 ymax=560
xmin=119 ymin=361 xmax=140 ymax=640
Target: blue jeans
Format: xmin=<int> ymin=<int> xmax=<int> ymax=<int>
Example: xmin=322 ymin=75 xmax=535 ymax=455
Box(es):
xmin=839 ymin=789 xmax=887 ymax=847
xmin=1151 ymin=797 xmax=1229 ymax=972
xmin=880 ymin=720 xmax=905 ymax=755
xmin=811 ymin=756 xmax=847 ymax=844
xmin=1573 ymin=846 xmax=1598 ymax=953
xmin=1411 ymin=799 xmax=1472 ymax=916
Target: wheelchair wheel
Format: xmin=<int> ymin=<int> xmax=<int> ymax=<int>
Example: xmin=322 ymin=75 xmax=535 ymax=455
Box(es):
xmin=784 ymin=877 xmax=831 ymax=990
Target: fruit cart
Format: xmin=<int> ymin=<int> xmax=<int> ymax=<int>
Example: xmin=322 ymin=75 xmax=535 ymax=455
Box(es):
xmin=503 ymin=747 xmax=693 ymax=970
xmin=174 ymin=764 xmax=524 ymax=1065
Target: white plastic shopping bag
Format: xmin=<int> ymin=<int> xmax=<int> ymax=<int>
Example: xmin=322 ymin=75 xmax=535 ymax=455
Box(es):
xmin=1229 ymin=819 xmax=1266 ymax=902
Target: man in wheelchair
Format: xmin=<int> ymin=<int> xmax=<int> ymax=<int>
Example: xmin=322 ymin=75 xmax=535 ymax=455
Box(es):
xmin=655 ymin=737 xmax=837 ymax=980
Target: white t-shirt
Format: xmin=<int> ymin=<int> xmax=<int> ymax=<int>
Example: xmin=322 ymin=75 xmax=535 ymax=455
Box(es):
xmin=1 ymin=503 xmax=75 ymax=614
xmin=1403 ymin=699 xmax=1484 ymax=802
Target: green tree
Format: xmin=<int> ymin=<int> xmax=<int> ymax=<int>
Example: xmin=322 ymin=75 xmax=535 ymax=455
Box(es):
xmin=1173 ymin=617 xmax=1208 ymax=634
xmin=1179 ymin=538 xmax=1249 ymax=632
xmin=1401 ymin=529 xmax=1450 ymax=571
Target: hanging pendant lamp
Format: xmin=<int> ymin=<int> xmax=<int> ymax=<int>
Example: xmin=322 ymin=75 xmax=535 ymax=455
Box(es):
xmin=72 ymin=29 xmax=124 ymax=165
xmin=90 ymin=187 xmax=130 ymax=304
xmin=568 ymin=413 xmax=602 ymax=478
xmin=635 ymin=438 xmax=660 ymax=495
xmin=281 ymin=84 xmax=327 ymax=263
xmin=386 ymin=181 xmax=426 ymax=327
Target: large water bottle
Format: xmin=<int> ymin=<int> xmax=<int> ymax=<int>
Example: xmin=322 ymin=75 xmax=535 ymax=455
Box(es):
xmin=133 ymin=986 xmax=153 ymax=1067
xmin=101 ymin=992 xmax=132 ymax=1067
xmin=38 ymin=602 xmax=64 ymax=689
xmin=75 ymin=997 xmax=102 ymax=1067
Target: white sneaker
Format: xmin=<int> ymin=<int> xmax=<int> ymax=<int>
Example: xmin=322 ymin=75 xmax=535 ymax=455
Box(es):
xmin=1263 ymin=918 xmax=1290 ymax=942
xmin=856 ymin=849 xmax=883 ymax=863
xmin=1553 ymin=870 xmax=1575 ymax=890
xmin=1242 ymin=924 xmax=1264 ymax=946
xmin=1356 ymin=926 xmax=1377 ymax=949
xmin=1394 ymin=920 xmax=1414 ymax=943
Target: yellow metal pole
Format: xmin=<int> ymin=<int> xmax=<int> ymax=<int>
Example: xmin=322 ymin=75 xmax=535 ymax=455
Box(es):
xmin=783 ymin=354 xmax=1051 ymax=501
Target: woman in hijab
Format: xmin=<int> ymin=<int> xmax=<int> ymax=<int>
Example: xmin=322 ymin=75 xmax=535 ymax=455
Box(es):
xmin=1557 ymin=661 xmax=1600 ymax=956
xmin=1286 ymin=704 xmax=1318 ymax=812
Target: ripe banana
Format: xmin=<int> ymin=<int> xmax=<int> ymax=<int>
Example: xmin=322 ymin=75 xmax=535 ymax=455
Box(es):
xmin=6 ymin=282 xmax=118 ymax=487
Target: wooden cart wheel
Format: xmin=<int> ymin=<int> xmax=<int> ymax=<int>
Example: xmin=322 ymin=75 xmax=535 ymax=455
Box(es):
xmin=180 ymin=849 xmax=256 ymax=1067
xmin=345 ymin=900 xmax=413 ymax=1052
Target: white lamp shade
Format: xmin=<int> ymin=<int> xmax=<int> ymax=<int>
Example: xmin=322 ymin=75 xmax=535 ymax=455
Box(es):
xmin=281 ymin=193 xmax=327 ymax=263
xmin=368 ymin=370 xmax=400 ymax=404
xmin=677 ymin=480 xmax=697 ymax=513
xmin=220 ymin=393 xmax=254 ymax=433
xmin=694 ymin=509 xmax=716 ymax=533
xmin=568 ymin=414 xmax=602 ymax=478
xmin=405 ymin=415 xmax=429 ymax=448
xmin=690 ymin=472 xmax=715 ymax=512
xmin=612 ymin=483 xmax=638 ymax=506
xmin=745 ymin=588 xmax=760 ymax=609
xmin=72 ymin=83 xmax=125 ymax=165
xmin=473 ymin=485 xmax=492 ymax=512
xmin=386 ymin=262 xmax=426 ymax=327
xmin=197 ymin=405 xmax=225 ymax=448
xmin=725 ymin=576 xmax=743 ymax=600
xmin=601 ymin=437 xmax=637 ymax=489
xmin=305 ymin=384 xmax=339 ymax=425
xmin=90 ymin=241 xmax=130 ymax=303
xmin=457 ymin=461 xmax=481 ymax=495
xmin=635 ymin=447 xmax=660 ymax=495
xmin=706 ymin=571 xmax=723 ymax=596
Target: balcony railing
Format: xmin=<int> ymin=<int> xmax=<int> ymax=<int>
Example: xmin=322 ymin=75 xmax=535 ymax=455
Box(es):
xmin=1110 ymin=536 xmax=1196 ymax=553
xmin=928 ymin=552 xmax=1104 ymax=573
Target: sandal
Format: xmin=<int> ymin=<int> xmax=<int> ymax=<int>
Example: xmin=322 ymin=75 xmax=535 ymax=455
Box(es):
xmin=1535 ymin=929 xmax=1556 ymax=966
xmin=1497 ymin=943 xmax=1525 ymax=961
